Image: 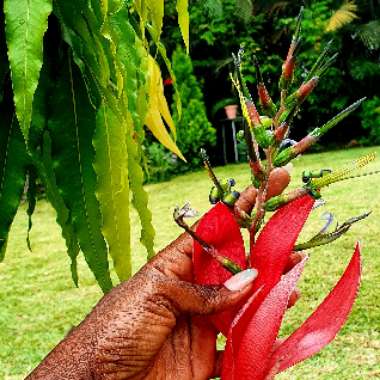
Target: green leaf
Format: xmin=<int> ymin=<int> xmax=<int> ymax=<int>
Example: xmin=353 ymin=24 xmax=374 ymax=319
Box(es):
xmin=109 ymin=10 xmax=155 ymax=258
xmin=147 ymin=0 xmax=164 ymax=42
xmin=93 ymin=105 xmax=131 ymax=281
xmin=27 ymin=49 xmax=80 ymax=285
xmin=126 ymin=117 xmax=155 ymax=259
xmin=40 ymin=132 xmax=80 ymax=286
xmin=48 ymin=54 xmax=112 ymax=292
xmin=4 ymin=0 xmax=52 ymax=142
xmin=0 ymin=110 xmax=28 ymax=260
xmin=176 ymin=0 xmax=190 ymax=53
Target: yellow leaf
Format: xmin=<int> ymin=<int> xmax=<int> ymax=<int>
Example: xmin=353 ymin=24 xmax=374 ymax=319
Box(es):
xmin=145 ymin=56 xmax=185 ymax=161
xmin=326 ymin=1 xmax=358 ymax=32
xmin=176 ymin=0 xmax=190 ymax=53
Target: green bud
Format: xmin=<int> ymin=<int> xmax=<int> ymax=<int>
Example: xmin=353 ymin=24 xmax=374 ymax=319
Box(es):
xmin=223 ymin=191 xmax=240 ymax=206
xmin=264 ymin=195 xmax=287 ymax=211
xmin=274 ymin=146 xmax=296 ymax=167
xmin=259 ymin=116 xmax=273 ymax=129
xmin=254 ymin=127 xmax=274 ymax=148
xmin=209 ymin=186 xmax=222 ymax=204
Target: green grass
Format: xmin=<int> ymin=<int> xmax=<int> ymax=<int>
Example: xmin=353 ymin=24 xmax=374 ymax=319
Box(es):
xmin=0 ymin=146 xmax=379 ymax=379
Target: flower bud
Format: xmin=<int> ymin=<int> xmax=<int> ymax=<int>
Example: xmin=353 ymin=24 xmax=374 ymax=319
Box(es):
xmin=266 ymin=168 xmax=291 ymax=199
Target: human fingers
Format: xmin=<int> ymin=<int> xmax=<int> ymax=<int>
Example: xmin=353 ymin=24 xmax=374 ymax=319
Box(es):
xmin=164 ymin=269 xmax=258 ymax=315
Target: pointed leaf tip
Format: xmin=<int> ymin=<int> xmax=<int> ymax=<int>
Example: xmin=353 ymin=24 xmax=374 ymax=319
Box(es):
xmin=269 ymin=243 xmax=361 ymax=374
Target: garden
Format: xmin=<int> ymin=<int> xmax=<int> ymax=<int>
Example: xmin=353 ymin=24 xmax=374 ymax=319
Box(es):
xmin=0 ymin=1 xmax=379 ymax=379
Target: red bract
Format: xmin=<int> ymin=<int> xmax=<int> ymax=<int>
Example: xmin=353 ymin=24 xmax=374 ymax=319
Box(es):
xmin=194 ymin=202 xmax=247 ymax=334
xmin=268 ymin=243 xmax=361 ymax=374
xmin=193 ymin=196 xmax=361 ymax=379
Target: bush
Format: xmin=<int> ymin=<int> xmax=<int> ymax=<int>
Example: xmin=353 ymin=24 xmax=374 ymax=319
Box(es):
xmin=360 ymin=96 xmax=380 ymax=145
xmin=145 ymin=47 xmax=216 ymax=182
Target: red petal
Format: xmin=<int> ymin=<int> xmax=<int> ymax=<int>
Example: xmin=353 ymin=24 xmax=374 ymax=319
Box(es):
xmin=193 ymin=202 xmax=246 ymax=334
xmin=268 ymin=243 xmax=361 ymax=374
xmin=193 ymin=202 xmax=246 ymax=284
xmin=222 ymin=258 xmax=307 ymax=380
xmin=249 ymin=195 xmax=314 ymax=314
xmin=222 ymin=287 xmax=264 ymax=380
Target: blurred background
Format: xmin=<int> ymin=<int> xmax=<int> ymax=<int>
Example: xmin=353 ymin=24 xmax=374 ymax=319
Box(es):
xmin=144 ymin=0 xmax=380 ymax=181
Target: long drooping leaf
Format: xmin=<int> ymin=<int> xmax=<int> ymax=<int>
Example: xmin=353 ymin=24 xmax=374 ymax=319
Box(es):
xmin=97 ymin=8 xmax=155 ymax=262
xmin=269 ymin=244 xmax=361 ymax=374
xmin=4 ymin=0 xmax=52 ymax=142
xmin=0 ymin=110 xmax=28 ymax=259
xmin=145 ymin=55 xmax=185 ymax=160
xmin=176 ymin=0 xmax=190 ymax=53
xmin=48 ymin=55 xmax=112 ymax=292
xmin=28 ymin=52 xmax=80 ymax=284
xmin=93 ymin=105 xmax=131 ymax=281
xmin=111 ymin=11 xmax=155 ymax=259
xmin=126 ymin=121 xmax=155 ymax=259
xmin=40 ymin=133 xmax=80 ymax=286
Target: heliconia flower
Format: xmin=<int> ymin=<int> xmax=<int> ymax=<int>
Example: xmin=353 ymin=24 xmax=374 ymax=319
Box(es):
xmin=193 ymin=196 xmax=361 ymax=379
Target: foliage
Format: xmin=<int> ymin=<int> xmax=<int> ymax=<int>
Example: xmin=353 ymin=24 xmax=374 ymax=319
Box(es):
xmin=146 ymin=46 xmax=216 ymax=182
xmin=360 ymin=96 xmax=380 ymax=145
xmin=325 ymin=0 xmax=358 ymax=32
xmin=162 ymin=0 xmax=380 ymax=152
xmin=0 ymin=0 xmax=189 ymax=292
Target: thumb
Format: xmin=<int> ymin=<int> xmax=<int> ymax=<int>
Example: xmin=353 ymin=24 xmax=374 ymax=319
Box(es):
xmin=166 ymin=269 xmax=258 ymax=315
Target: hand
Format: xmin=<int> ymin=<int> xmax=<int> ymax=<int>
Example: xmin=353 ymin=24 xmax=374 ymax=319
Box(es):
xmin=26 ymin=188 xmax=258 ymax=380
xmin=28 ymin=180 xmax=298 ymax=380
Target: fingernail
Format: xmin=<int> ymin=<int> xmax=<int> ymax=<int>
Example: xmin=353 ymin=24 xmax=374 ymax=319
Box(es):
xmin=224 ymin=268 xmax=258 ymax=291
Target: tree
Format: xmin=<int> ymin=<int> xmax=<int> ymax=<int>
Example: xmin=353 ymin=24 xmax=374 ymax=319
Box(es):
xmin=0 ymin=0 xmax=189 ymax=292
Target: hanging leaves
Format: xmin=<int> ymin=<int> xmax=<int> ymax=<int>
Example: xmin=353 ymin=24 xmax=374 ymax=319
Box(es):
xmin=4 ymin=0 xmax=52 ymax=142
xmin=48 ymin=55 xmax=112 ymax=292
xmin=0 ymin=0 xmax=188 ymax=289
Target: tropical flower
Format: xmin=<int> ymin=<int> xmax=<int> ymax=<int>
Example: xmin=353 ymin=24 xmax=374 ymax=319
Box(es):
xmin=193 ymin=195 xmax=361 ymax=379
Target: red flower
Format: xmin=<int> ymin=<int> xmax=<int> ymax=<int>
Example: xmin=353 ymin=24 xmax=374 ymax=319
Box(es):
xmin=193 ymin=196 xmax=361 ymax=379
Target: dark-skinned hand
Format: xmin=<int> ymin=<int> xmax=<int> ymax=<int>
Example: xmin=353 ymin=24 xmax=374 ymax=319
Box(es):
xmin=27 ymin=173 xmax=301 ymax=380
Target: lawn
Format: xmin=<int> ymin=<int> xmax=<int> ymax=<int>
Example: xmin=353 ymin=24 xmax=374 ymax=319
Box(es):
xmin=0 ymin=146 xmax=379 ymax=379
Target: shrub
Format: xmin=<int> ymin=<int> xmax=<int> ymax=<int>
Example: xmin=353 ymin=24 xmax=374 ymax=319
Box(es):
xmin=360 ymin=96 xmax=380 ymax=145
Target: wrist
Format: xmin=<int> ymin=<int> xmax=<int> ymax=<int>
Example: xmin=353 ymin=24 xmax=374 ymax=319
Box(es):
xmin=26 ymin=317 xmax=96 ymax=380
